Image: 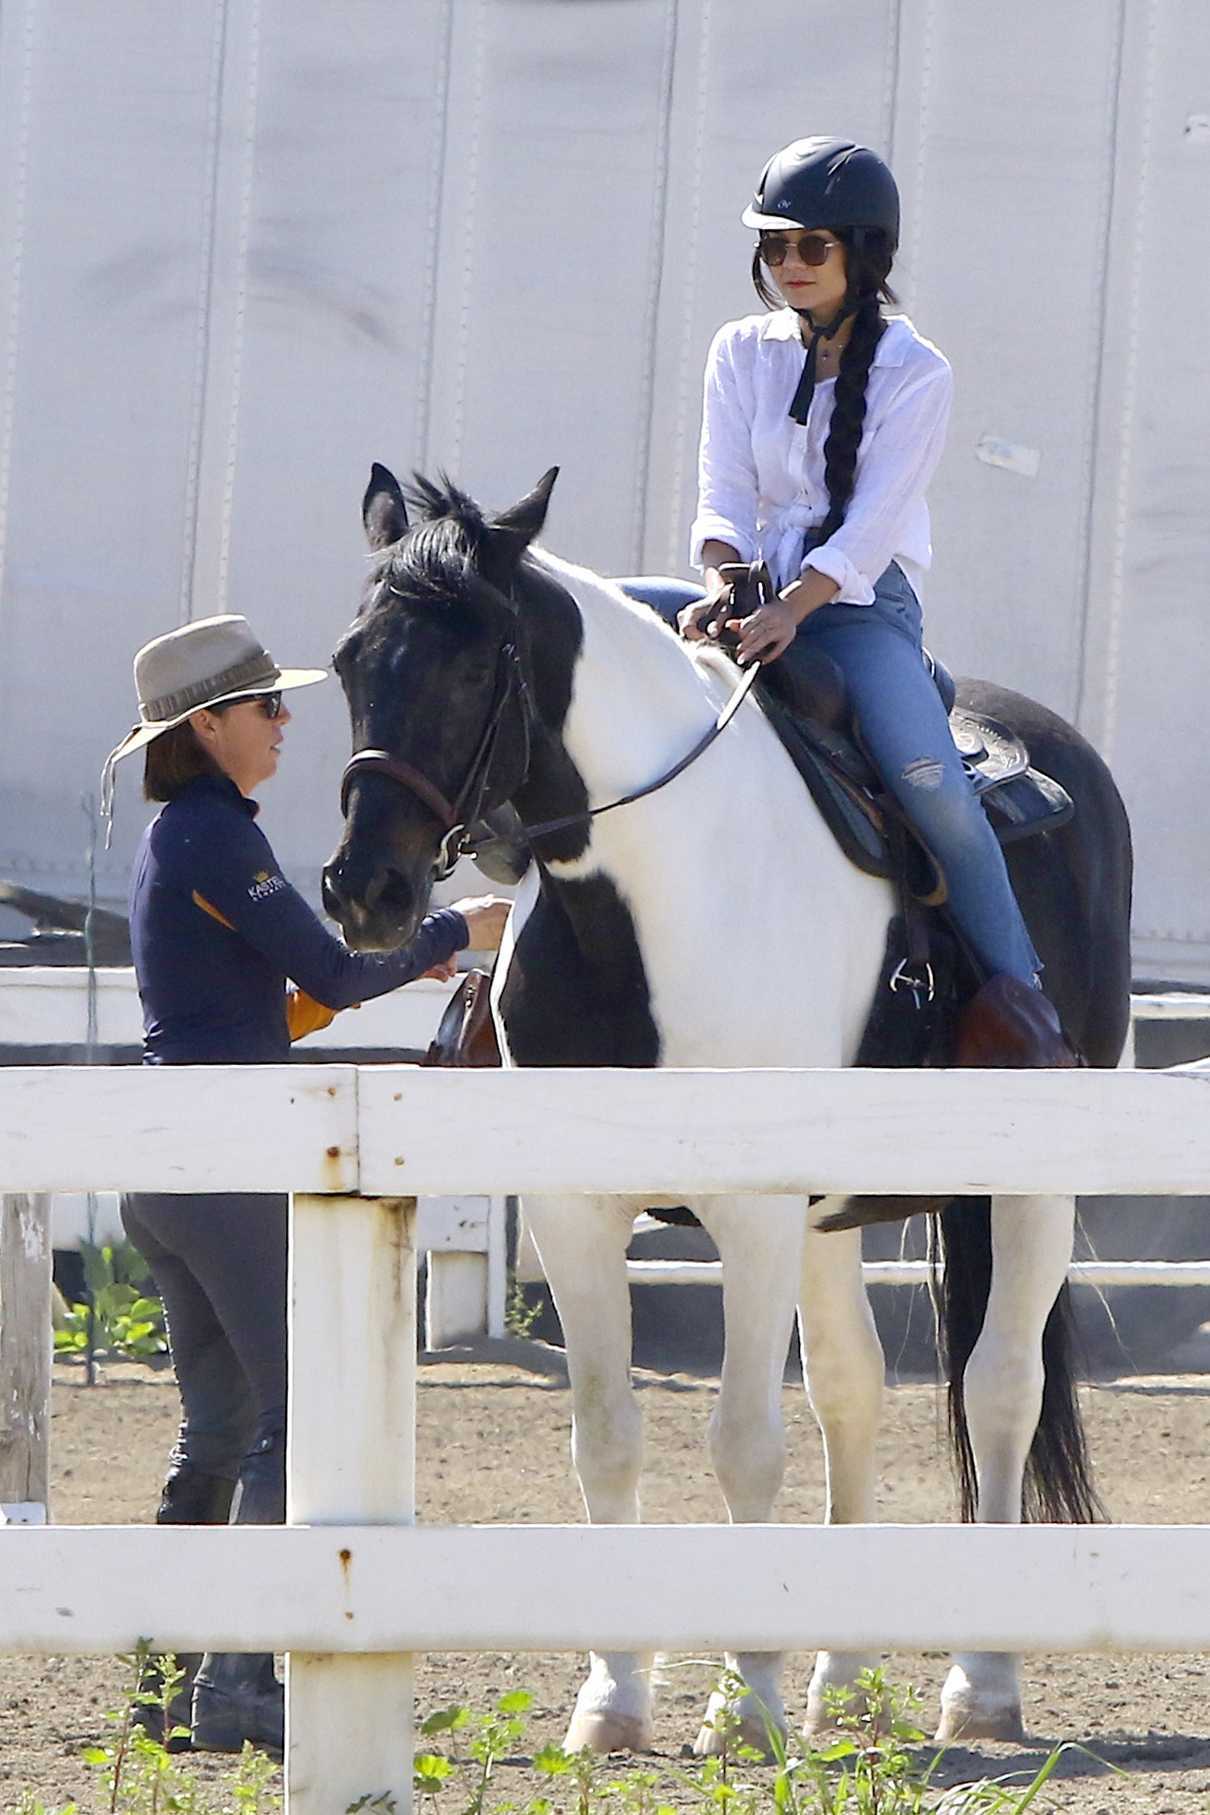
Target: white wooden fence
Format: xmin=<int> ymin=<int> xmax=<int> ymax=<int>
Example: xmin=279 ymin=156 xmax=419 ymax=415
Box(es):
xmin=615 ymin=991 xmax=1210 ymax=1295
xmin=0 ymin=967 xmax=507 ymax=1348
xmin=5 ymin=1063 xmax=1210 ymax=1810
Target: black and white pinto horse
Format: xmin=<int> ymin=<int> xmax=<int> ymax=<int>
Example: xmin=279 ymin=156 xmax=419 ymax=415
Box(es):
xmin=323 ymin=465 xmax=1133 ymax=1753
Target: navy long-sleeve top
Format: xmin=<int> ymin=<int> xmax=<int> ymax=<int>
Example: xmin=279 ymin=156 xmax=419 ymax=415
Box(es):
xmin=129 ymin=774 xmax=468 ymax=1064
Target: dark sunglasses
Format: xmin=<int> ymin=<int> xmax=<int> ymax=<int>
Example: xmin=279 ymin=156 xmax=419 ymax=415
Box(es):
xmin=758 ymin=231 xmax=838 ymax=269
xmin=212 ymin=690 xmax=283 ymax=719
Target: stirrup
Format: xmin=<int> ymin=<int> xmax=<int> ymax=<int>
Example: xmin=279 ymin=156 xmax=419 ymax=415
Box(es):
xmin=888 ymin=957 xmax=935 ymax=1008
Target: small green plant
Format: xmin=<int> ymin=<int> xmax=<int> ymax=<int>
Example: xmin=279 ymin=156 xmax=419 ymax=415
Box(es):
xmin=54 ymin=1240 xmax=167 ymax=1361
xmin=7 ymin=1643 xmax=281 ymax=1815
xmin=504 ymin=1277 xmax=542 ymax=1340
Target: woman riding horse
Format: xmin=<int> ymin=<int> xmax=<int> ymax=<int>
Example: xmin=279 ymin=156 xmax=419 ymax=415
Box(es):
xmin=621 ymin=136 xmax=1077 ymax=1095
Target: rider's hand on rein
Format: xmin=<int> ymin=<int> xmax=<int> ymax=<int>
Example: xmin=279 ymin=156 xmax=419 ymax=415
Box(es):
xmin=729 ymin=594 xmax=800 ymax=665
xmin=677 ymin=589 xmax=731 ymax=642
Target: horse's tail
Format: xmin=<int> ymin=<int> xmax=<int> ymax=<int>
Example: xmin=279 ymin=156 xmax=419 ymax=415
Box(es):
xmin=932 ymin=1197 xmax=1104 ymax=1524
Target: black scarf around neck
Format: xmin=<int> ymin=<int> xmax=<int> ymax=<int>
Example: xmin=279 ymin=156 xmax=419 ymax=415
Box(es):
xmin=787 ymin=300 xmax=858 ymax=425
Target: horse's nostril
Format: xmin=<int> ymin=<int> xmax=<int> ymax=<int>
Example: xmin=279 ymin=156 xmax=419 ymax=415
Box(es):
xmin=364 ymin=867 xmax=412 ymax=918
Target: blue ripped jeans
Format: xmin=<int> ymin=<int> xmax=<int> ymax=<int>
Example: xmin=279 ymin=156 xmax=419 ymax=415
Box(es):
xmin=616 ymin=568 xmax=1041 ymax=984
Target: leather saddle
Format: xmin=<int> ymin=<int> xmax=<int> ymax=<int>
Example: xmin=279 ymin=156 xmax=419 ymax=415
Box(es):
xmin=712 ymin=564 xmax=1073 ymax=903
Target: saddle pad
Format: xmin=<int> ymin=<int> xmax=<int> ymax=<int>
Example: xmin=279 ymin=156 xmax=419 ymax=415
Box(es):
xmin=758 ymin=693 xmax=1074 ymax=887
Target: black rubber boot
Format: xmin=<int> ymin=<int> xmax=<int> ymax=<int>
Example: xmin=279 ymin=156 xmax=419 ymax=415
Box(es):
xmin=191 ymin=1431 xmax=285 ymax=1756
xmin=136 ymin=1465 xmax=236 ymax=1751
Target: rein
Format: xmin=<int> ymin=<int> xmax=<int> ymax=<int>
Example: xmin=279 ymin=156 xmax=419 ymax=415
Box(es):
xmin=339 ymin=566 xmax=766 ymax=875
xmin=516 ymin=658 xmax=760 ymax=843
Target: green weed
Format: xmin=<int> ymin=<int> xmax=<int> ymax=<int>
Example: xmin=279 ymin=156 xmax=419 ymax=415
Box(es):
xmin=13 ymin=1657 xmax=1097 ymax=1815
xmin=54 ymin=1242 xmax=167 ymax=1362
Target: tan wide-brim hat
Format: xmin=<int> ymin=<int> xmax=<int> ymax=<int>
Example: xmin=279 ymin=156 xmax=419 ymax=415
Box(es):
xmin=106 ymin=613 xmax=328 ymax=768
xmin=99 ymin=615 xmax=327 ymax=838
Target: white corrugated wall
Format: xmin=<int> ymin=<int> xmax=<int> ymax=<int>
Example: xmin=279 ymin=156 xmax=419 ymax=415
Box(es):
xmin=0 ymin=0 xmax=1206 ymax=977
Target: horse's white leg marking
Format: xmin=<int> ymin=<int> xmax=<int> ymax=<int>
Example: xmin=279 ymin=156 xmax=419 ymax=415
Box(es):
xmin=936 ymin=1192 xmax=1075 ymax=1745
xmin=797 ymin=1211 xmax=886 ymax=1734
xmin=692 ymin=1196 xmax=806 ymax=1756
xmin=523 ymin=1191 xmax=654 ymax=1755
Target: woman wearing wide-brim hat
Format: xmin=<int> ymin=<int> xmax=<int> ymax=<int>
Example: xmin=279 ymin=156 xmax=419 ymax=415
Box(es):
xmin=105 ymin=613 xmax=508 ymax=1754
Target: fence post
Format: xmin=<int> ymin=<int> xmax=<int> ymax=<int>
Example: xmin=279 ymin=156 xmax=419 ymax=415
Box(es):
xmin=0 ymin=1193 xmax=52 ymax=1522
xmin=286 ymin=1194 xmax=417 ymax=1814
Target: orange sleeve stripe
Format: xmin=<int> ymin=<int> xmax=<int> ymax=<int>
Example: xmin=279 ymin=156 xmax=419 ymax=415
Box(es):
xmin=192 ymin=889 xmax=236 ymax=931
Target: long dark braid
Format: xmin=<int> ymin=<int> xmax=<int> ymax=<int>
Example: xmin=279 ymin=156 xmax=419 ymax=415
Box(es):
xmin=752 ymin=226 xmax=898 ymax=540
xmin=816 ymin=229 xmax=897 ymax=540
xmin=817 ymin=290 xmax=886 ymax=541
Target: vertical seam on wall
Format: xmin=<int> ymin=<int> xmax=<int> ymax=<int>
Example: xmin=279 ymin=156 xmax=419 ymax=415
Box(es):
xmin=416 ymin=0 xmax=454 ymax=471
xmin=0 ymin=0 xmax=36 ymax=636
xmin=178 ymin=0 xmax=230 ymax=625
xmin=1074 ymin=0 xmax=1157 ymax=757
xmin=664 ymin=0 xmax=711 ymax=574
xmin=1070 ymin=0 xmax=1128 ymax=729
xmin=903 ymin=0 xmax=934 ymax=313
xmin=450 ymin=0 xmax=488 ymax=477
xmin=216 ymin=0 xmax=262 ymax=613
xmin=881 ymin=0 xmax=903 ymax=165
xmin=632 ymin=0 xmax=680 ymax=569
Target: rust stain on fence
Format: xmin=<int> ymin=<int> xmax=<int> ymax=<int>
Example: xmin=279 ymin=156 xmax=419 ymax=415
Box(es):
xmin=338 ymin=1546 xmax=355 ymax=1620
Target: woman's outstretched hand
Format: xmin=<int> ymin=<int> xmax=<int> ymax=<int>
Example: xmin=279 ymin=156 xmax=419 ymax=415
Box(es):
xmin=452 ymin=894 xmax=512 ymax=951
xmin=421 ymin=957 xmax=460 ymax=981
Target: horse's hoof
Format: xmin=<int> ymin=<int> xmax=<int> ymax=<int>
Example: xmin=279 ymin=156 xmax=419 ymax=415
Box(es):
xmin=692 ymin=1715 xmax=781 ymax=1759
xmin=693 ymin=1690 xmax=784 ymax=1758
xmin=934 ymin=1701 xmax=1026 ymax=1745
xmin=563 ymin=1710 xmax=653 ymax=1755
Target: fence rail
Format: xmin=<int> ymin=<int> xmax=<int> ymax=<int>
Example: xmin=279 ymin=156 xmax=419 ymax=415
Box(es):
xmin=5 ymin=1060 xmax=1210 ymax=1812
xmin=8 ymin=1522 xmax=1210 ymax=1656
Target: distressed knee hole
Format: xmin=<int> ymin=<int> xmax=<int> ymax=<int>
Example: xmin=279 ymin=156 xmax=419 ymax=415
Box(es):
xmin=901 ymin=756 xmax=945 ymax=790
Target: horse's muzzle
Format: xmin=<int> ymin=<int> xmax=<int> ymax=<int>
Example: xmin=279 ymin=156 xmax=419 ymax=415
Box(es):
xmin=321 ymin=851 xmax=423 ymax=953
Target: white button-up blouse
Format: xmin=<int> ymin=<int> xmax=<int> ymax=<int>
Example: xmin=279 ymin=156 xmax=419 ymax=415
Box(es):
xmin=689 ymin=309 xmax=953 ymax=605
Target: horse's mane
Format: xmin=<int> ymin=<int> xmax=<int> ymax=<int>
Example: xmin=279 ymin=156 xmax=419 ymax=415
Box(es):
xmin=367 ymin=471 xmax=493 ymax=610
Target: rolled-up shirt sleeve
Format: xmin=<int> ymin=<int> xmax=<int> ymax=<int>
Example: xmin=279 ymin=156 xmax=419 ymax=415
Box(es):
xmin=689 ymin=326 xmax=761 ymax=569
xmin=801 ymin=358 xmax=953 ymax=604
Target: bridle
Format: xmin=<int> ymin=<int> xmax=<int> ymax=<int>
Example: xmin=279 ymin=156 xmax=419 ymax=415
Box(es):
xmin=339 ymin=570 xmax=765 ymax=880
xmin=340 ymin=621 xmax=530 ymax=882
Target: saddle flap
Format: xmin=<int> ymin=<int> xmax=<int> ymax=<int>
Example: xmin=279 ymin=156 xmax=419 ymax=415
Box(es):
xmin=423 ymin=969 xmax=502 ymax=1068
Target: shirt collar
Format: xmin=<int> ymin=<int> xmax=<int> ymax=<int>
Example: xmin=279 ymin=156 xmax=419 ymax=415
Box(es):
xmin=760 ymin=308 xmax=908 ymax=367
xmin=183 ymin=773 xmax=260 ymax=818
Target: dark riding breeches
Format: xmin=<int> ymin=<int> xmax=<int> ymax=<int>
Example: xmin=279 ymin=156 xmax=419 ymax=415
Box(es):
xmin=120 ymin=1191 xmax=287 ymax=1482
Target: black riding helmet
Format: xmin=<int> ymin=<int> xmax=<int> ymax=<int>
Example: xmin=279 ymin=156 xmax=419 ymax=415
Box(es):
xmin=745 ymin=137 xmax=899 ymax=425
xmin=742 ymin=136 xmax=900 ymax=249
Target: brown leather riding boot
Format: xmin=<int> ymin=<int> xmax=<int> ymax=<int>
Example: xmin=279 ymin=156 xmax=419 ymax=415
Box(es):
xmin=816 ymin=977 xmax=1080 ymax=1233
xmin=952 ymin=974 xmax=1079 ymax=1069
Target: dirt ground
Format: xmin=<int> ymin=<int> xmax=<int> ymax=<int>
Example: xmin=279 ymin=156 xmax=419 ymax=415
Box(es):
xmin=5 ymin=1348 xmax=1210 ymax=1813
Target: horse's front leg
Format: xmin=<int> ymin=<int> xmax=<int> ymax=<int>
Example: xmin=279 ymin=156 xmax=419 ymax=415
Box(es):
xmin=798 ymin=1208 xmax=886 ymax=1735
xmin=936 ymin=1192 xmax=1075 ymax=1744
xmin=523 ymin=1191 xmax=652 ymax=1753
xmin=692 ymin=1195 xmax=807 ymax=1757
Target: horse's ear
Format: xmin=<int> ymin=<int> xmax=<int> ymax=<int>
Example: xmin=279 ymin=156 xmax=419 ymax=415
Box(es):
xmin=483 ymin=466 xmax=559 ymax=580
xmin=363 ymin=463 xmax=408 ymax=551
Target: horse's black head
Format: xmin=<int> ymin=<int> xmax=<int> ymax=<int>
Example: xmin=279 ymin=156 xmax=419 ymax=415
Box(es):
xmin=322 ymin=462 xmax=556 ymax=950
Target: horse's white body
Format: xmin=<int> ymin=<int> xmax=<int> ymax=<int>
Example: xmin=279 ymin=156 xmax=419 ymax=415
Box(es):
xmin=495 ymin=551 xmax=1074 ymax=1751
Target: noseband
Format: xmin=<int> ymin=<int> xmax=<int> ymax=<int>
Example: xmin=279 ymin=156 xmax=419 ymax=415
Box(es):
xmin=340 ymin=632 xmax=529 ymax=882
